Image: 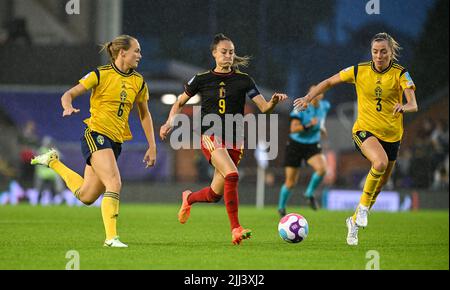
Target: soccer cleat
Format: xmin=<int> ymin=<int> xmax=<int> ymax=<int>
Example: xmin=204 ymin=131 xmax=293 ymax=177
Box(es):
xmin=278 ymin=208 xmax=287 ymax=218
xmin=178 ymin=190 xmax=192 ymax=224
xmin=30 ymin=148 xmax=59 ymax=167
xmin=104 ymin=236 xmax=128 ymax=248
xmin=355 ymin=204 xmax=369 ymax=227
xmin=231 ymin=226 xmax=252 ymax=245
xmin=307 ymin=196 xmax=319 ymax=211
xmin=346 ymin=217 xmax=359 ymax=246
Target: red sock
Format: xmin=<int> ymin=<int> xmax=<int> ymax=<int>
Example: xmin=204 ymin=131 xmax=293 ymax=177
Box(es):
xmin=224 ymin=172 xmax=240 ymax=230
xmin=187 ymin=187 xmax=222 ymax=205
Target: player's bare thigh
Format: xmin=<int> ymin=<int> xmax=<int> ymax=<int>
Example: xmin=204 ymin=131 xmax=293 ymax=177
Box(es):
xmin=90 ymin=149 xmax=122 ymax=193
xmin=210 ymin=148 xmax=238 ymax=177
xmin=360 ymin=137 xmax=389 ymax=171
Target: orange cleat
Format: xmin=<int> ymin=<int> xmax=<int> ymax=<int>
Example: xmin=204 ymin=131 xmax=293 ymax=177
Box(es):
xmin=231 ymin=226 xmax=252 ymax=245
xmin=178 ymin=190 xmax=192 ymax=224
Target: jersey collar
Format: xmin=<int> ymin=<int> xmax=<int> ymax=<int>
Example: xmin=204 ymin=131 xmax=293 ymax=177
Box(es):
xmin=111 ymin=62 xmax=135 ymax=77
xmin=211 ymin=68 xmax=235 ymax=77
xmin=371 ymin=61 xmax=393 ymax=74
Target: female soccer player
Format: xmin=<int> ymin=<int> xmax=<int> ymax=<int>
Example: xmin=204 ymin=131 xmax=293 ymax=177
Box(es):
xmin=294 ymin=32 xmax=418 ymax=246
xmin=160 ymin=33 xmax=287 ymax=245
xmin=278 ymin=87 xmax=330 ymax=217
xmin=31 ymin=35 xmax=157 ymax=247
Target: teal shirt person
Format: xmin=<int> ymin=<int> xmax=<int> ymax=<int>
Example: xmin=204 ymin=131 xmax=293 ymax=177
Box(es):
xmin=289 ymin=100 xmax=331 ymax=144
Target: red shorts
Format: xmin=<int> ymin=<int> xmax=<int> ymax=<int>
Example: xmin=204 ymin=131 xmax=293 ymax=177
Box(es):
xmin=201 ymin=135 xmax=244 ymax=166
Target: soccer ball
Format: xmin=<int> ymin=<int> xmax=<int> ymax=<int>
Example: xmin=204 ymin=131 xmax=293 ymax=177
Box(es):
xmin=278 ymin=213 xmax=309 ymax=243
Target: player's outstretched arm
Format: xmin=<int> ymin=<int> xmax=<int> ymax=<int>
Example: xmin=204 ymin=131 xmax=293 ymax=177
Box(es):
xmin=160 ymin=92 xmax=192 ymax=141
xmin=137 ymin=100 xmax=157 ymax=168
xmin=252 ymin=93 xmax=288 ymax=114
xmin=61 ymin=84 xmax=87 ymax=117
xmin=294 ymin=73 xmax=342 ymax=111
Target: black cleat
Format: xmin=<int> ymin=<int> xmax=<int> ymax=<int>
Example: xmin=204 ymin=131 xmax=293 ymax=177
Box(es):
xmin=278 ymin=208 xmax=287 ymax=218
xmin=307 ymin=196 xmax=319 ymax=211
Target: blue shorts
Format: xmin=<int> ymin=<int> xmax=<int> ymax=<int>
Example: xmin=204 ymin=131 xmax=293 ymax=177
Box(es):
xmin=81 ymin=127 xmax=122 ymax=166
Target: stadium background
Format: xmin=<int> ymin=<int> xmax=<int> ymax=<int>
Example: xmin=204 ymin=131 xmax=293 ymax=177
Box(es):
xmin=0 ymin=0 xmax=448 ymax=209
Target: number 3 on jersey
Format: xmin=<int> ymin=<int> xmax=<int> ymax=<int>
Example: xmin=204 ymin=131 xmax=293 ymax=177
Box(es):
xmin=376 ymin=98 xmax=382 ymax=112
xmin=375 ymin=87 xmax=382 ymax=112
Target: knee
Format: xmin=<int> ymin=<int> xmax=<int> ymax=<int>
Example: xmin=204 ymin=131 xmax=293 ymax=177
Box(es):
xmin=284 ymin=179 xmax=296 ymax=189
xmin=79 ymin=194 xmax=96 ymax=206
xmin=372 ymin=160 xmax=388 ymax=172
xmin=105 ymin=178 xmax=122 ymax=193
xmin=112 ymin=176 xmax=122 ymax=191
xmin=285 ymin=174 xmax=298 ymax=189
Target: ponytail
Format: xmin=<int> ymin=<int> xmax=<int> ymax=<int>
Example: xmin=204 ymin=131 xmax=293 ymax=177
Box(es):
xmin=99 ymin=35 xmax=136 ymax=62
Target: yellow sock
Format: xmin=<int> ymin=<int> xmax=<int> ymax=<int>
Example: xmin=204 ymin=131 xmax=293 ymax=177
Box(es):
xmin=369 ymin=190 xmax=381 ymax=210
xmin=101 ymin=192 xmax=120 ymax=240
xmin=49 ymin=160 xmax=84 ymax=194
xmin=352 ymin=167 xmax=385 ymax=222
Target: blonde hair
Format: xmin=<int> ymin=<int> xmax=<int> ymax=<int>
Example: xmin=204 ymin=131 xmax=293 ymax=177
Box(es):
xmin=99 ymin=35 xmax=136 ymax=62
xmin=371 ymin=32 xmax=402 ymax=61
xmin=210 ymin=33 xmax=251 ymax=69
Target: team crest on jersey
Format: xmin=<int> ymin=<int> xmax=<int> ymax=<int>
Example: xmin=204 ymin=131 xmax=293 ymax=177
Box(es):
xmin=359 ymin=131 xmax=367 ymax=138
xmin=375 ymin=86 xmax=382 ymax=98
xmin=97 ymin=135 xmax=105 ymax=145
xmin=120 ymin=90 xmax=128 ymax=102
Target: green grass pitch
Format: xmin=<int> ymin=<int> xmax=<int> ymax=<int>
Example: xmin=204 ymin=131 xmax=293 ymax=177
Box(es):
xmin=0 ymin=204 xmax=448 ymax=270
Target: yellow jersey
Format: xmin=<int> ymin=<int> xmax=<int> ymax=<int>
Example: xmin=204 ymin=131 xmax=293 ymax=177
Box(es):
xmin=339 ymin=61 xmax=416 ymax=142
xmin=79 ymin=63 xmax=149 ymax=143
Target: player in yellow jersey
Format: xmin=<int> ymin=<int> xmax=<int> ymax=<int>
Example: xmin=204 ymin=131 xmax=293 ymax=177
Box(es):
xmin=294 ymin=32 xmax=418 ymax=246
xmin=31 ymin=35 xmax=157 ymax=247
